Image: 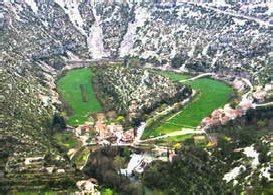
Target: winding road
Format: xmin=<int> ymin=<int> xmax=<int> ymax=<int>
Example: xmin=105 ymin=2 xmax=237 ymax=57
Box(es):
xmin=179 ymin=73 xmax=216 ymax=82
xmin=253 ymin=102 xmax=273 ymax=107
xmin=189 ymin=3 xmax=273 ymax=28
xmin=140 ymin=128 xmax=204 ymax=142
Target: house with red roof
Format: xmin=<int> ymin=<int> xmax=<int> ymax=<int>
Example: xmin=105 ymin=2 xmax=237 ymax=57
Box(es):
xmin=211 ymin=109 xmax=224 ymax=119
xmin=237 ymin=101 xmax=253 ymax=113
xmin=264 ymin=83 xmax=273 ymax=92
xmin=95 ymin=121 xmax=108 ymax=138
xmin=253 ymin=90 xmax=267 ymax=102
xmin=220 ymin=116 xmax=231 ymax=125
xmin=225 ymin=109 xmax=241 ymax=120
xmin=201 ymin=117 xmax=212 ymax=127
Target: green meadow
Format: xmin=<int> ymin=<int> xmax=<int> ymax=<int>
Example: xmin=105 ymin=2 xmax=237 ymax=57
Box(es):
xmin=54 ymin=132 xmax=80 ymax=149
xmin=57 ymin=68 xmax=102 ymax=125
xmin=156 ymin=134 xmax=195 ymax=143
xmin=143 ymin=72 xmax=232 ymax=139
xmin=156 ymin=70 xmax=190 ymax=80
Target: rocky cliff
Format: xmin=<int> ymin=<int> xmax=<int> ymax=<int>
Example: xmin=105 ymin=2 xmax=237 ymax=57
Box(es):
xmin=1 ymin=0 xmax=272 ymax=192
xmin=3 ymin=1 xmax=272 ymax=83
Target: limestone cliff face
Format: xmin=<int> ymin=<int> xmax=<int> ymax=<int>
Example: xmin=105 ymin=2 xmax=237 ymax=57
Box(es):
xmin=1 ymin=1 xmax=272 ymax=192
xmin=5 ymin=2 xmax=272 ymax=83
xmin=93 ymin=66 xmax=192 ymax=115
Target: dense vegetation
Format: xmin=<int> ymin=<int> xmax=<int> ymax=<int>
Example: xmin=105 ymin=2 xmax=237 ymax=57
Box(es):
xmin=143 ymin=107 xmax=273 ymax=194
xmin=54 ymin=132 xmax=80 ymax=150
xmin=57 ymin=68 xmax=102 ymax=125
xmin=171 ymin=78 xmax=232 ymax=126
xmin=144 ymin=146 xmax=230 ymax=195
xmin=4 ymin=2 xmax=272 ymax=194
xmin=143 ymin=72 xmax=232 ymax=138
xmin=83 ymin=146 xmax=139 ymax=195
xmin=82 ymin=106 xmax=272 ymax=194
xmin=93 ymin=66 xmax=191 ymax=117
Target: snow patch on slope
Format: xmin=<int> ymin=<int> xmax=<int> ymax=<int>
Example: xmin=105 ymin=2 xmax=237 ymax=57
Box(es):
xmin=55 ymin=0 xmax=85 ymax=35
xmin=260 ymin=166 xmax=272 ymax=181
xmin=243 ymin=145 xmax=259 ymax=168
xmin=188 ymin=39 xmax=198 ymax=57
xmin=119 ymin=6 xmax=150 ymax=57
xmin=233 ymin=18 xmax=246 ymax=26
xmin=25 ymin=0 xmax=39 ymax=13
xmin=266 ymin=3 xmax=273 ymax=14
xmin=87 ymin=7 xmax=108 ymax=59
xmin=223 ymin=165 xmax=246 ymax=184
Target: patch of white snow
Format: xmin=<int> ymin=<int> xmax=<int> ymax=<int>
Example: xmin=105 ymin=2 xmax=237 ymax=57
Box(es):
xmin=233 ymin=18 xmax=246 ymax=26
xmin=188 ymin=39 xmax=197 ymax=57
xmin=66 ymin=51 xmax=80 ymax=60
xmin=243 ymin=145 xmax=259 ymax=168
xmin=87 ymin=7 xmax=108 ymax=59
xmin=223 ymin=165 xmax=246 ymax=183
xmin=55 ymin=0 xmax=86 ymax=35
xmin=25 ymin=0 xmax=39 ymax=13
xmin=123 ymin=154 xmax=143 ymax=176
xmin=120 ymin=6 xmax=150 ymax=57
xmin=134 ymin=122 xmax=146 ymax=143
xmin=260 ymin=166 xmax=272 ymax=181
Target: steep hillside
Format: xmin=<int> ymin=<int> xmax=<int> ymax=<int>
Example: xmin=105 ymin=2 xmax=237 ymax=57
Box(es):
xmin=1 ymin=49 xmax=82 ymax=192
xmin=4 ymin=1 xmax=272 ymax=83
xmin=1 ymin=3 xmax=85 ymax=192
xmin=1 ymin=0 xmax=272 ymax=192
xmin=93 ymin=66 xmax=192 ymax=115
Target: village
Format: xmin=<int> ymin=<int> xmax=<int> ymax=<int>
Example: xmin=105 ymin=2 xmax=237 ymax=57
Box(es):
xmin=63 ymin=75 xmax=273 ymax=194
xmin=2 ymin=0 xmax=272 ymax=193
xmin=69 ymin=101 xmax=139 ymax=147
xmin=201 ymin=80 xmax=273 ymax=130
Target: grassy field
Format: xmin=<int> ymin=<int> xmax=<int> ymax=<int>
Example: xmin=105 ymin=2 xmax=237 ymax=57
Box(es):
xmin=156 ymin=134 xmax=194 ymax=143
xmin=158 ymin=71 xmax=190 ymax=80
xmin=71 ymin=146 xmax=90 ymax=168
xmin=12 ymin=191 xmax=64 ymax=195
xmin=57 ymin=68 xmax=102 ymax=125
xmin=143 ymin=72 xmax=232 ymax=138
xmin=54 ymin=132 xmax=80 ymax=150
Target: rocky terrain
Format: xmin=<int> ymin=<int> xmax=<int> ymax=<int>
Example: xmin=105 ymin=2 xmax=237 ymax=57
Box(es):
xmin=1 ymin=44 xmax=82 ymax=192
xmin=93 ymin=66 xmax=192 ymax=115
xmin=3 ymin=1 xmax=272 ymax=82
xmin=1 ymin=0 xmax=272 ymax=192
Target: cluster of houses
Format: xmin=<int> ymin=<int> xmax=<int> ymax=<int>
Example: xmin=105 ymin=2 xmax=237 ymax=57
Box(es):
xmin=128 ymin=100 xmax=138 ymax=120
xmin=73 ymin=121 xmax=135 ymax=145
xmin=201 ymin=95 xmax=257 ymax=129
xmin=252 ymin=83 xmax=273 ymax=102
xmin=76 ymin=178 xmax=100 ymax=195
xmin=201 ymin=80 xmax=273 ymax=130
xmin=95 ymin=121 xmax=135 ymax=144
xmin=201 ymin=106 xmax=243 ymax=129
xmin=233 ymin=78 xmax=246 ymax=92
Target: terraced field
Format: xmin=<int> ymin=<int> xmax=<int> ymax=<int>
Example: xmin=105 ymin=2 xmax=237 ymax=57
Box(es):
xmin=57 ymin=68 xmax=102 ymax=126
xmin=143 ymin=72 xmax=232 ymax=138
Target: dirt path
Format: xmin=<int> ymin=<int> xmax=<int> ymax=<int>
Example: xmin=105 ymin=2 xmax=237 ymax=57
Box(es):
xmin=140 ymin=128 xmax=204 ymax=142
xmin=179 ymin=73 xmax=216 ymax=82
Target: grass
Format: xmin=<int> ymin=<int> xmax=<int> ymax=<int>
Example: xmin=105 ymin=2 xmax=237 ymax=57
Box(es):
xmin=171 ymin=78 xmax=232 ymax=126
xmin=157 ymin=134 xmax=194 ymax=143
xmin=156 ymin=70 xmax=190 ymax=80
xmin=71 ymin=147 xmax=90 ymax=168
xmin=143 ymin=72 xmax=232 ymax=138
xmin=12 ymin=192 xmax=58 ymax=195
xmin=57 ymin=68 xmax=102 ymax=126
xmin=101 ymin=188 xmax=115 ymax=195
xmin=54 ymin=132 xmax=80 ymax=149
